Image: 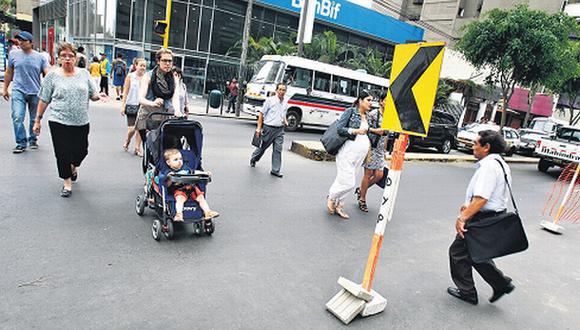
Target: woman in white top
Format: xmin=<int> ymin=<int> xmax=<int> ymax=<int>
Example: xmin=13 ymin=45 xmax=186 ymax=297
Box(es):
xmin=121 ymin=58 xmax=147 ymax=156
xmin=327 ymin=90 xmax=374 ymax=219
xmin=172 ymin=67 xmax=189 ymax=116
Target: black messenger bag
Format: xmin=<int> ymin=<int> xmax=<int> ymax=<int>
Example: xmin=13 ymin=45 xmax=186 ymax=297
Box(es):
xmin=465 ymin=159 xmax=529 ymax=263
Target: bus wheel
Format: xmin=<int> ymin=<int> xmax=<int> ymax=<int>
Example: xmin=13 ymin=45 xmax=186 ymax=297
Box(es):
xmin=286 ymin=109 xmax=301 ymax=132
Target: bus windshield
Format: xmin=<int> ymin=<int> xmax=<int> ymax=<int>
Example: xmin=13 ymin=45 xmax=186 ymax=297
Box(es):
xmin=252 ymin=61 xmax=283 ymax=83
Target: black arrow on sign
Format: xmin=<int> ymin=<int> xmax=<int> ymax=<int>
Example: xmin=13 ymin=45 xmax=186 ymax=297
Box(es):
xmin=389 ymin=45 xmax=444 ymax=134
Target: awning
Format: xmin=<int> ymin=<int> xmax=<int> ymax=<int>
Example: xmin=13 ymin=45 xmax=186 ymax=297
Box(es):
xmin=507 ymin=88 xmax=553 ymax=117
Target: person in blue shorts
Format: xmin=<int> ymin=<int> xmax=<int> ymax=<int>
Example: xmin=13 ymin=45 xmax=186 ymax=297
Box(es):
xmin=112 ymin=54 xmax=127 ymax=100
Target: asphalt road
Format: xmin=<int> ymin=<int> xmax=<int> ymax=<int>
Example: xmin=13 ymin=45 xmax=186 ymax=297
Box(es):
xmin=0 ymin=100 xmax=578 ymax=329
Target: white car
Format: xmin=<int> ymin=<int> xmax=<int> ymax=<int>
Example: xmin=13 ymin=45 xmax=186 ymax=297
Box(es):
xmin=457 ymin=123 xmax=520 ymax=156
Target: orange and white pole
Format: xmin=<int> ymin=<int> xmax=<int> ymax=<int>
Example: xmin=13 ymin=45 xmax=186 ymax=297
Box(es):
xmin=554 ymin=162 xmax=580 ymax=225
xmin=362 ymin=133 xmax=408 ymax=291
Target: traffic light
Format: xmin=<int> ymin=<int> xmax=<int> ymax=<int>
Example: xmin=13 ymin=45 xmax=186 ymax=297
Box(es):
xmin=154 ymin=20 xmax=168 ymax=36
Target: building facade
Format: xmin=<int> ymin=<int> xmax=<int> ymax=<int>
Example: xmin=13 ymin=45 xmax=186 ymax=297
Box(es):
xmin=33 ymin=0 xmax=424 ymax=95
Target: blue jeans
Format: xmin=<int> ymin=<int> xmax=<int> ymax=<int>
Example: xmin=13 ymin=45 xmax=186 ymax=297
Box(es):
xmin=11 ymin=89 xmax=39 ymax=147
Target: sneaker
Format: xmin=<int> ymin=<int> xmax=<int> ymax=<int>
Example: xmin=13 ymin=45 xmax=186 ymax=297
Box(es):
xmin=29 ymin=141 xmax=39 ymax=149
xmin=12 ymin=145 xmax=26 ymax=154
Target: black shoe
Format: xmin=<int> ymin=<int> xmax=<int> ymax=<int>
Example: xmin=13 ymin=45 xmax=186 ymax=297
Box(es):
xmin=489 ymin=282 xmax=515 ymax=303
xmin=270 ymin=171 xmax=283 ymax=178
xmin=60 ymin=187 xmax=72 ymax=198
xmin=29 ymin=141 xmax=39 ymax=149
xmin=250 ymin=159 xmax=256 ymax=167
xmin=447 ymin=287 xmax=478 ymax=305
xmin=71 ymin=171 xmax=78 ymax=182
xmin=12 ymin=145 xmax=26 ymax=154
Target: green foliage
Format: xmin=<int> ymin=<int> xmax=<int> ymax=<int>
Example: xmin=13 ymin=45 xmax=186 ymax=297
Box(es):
xmin=456 ymin=4 xmax=578 ymax=127
xmin=546 ymin=41 xmax=580 ymax=125
xmin=434 ymin=80 xmax=455 ymax=109
xmin=228 ymin=30 xmax=392 ymax=78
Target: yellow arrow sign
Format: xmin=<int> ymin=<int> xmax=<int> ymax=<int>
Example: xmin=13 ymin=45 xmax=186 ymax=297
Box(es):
xmin=381 ymin=42 xmax=445 ymax=137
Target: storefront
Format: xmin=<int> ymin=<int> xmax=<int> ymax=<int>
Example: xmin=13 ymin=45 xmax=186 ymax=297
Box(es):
xmin=34 ymin=0 xmax=424 ymax=95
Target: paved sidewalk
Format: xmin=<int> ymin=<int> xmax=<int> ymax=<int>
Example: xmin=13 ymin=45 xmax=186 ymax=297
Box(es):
xmin=290 ymin=140 xmax=540 ymax=164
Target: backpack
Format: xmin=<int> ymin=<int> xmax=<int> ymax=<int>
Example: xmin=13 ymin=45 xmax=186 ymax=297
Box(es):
xmin=77 ymin=55 xmax=86 ymax=68
xmin=114 ymin=62 xmax=125 ymax=77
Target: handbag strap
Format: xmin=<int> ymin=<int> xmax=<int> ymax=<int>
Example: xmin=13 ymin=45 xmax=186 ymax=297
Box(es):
xmin=495 ymin=158 xmax=518 ymax=214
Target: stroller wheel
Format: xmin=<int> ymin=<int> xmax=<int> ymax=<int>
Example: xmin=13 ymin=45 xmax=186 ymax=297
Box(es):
xmin=194 ymin=222 xmax=203 ymax=235
xmin=151 ymin=219 xmax=162 ymax=241
xmin=135 ymin=195 xmax=146 ymax=216
xmin=163 ymin=220 xmax=174 ymax=240
xmin=204 ymin=220 xmax=215 ymax=235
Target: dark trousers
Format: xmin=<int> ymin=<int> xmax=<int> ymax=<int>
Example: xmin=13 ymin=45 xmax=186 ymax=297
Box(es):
xmin=449 ymin=213 xmax=511 ymax=295
xmin=100 ymin=76 xmax=109 ymax=95
xmin=49 ymin=121 xmax=90 ymax=179
xmin=250 ymin=125 xmax=284 ymax=174
xmin=227 ymin=94 xmax=237 ymax=112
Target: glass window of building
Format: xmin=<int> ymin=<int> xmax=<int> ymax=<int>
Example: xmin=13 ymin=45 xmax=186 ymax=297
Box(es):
xmin=87 ymin=0 xmax=96 ymax=38
xmin=199 ymin=7 xmax=212 ymax=52
xmin=203 ymin=0 xmax=214 ymax=6
xmin=206 ymin=60 xmax=238 ymax=93
xmin=80 ymin=1 xmax=87 ymax=37
xmin=104 ymin=0 xmax=116 ymax=38
xmin=183 ymin=57 xmax=206 ymax=95
xmin=215 ymin=0 xmax=245 ymax=15
xmin=74 ymin=2 xmax=80 ymax=37
xmin=96 ymin=0 xmax=105 ymax=36
xmin=252 ymin=6 xmax=275 ymax=23
xmin=169 ymin=1 xmax=188 ymax=48
xmin=131 ymin=0 xmax=145 ymax=42
xmin=116 ymin=0 xmax=131 ymax=40
xmin=275 ymin=12 xmax=298 ymax=30
xmin=211 ymin=11 xmax=244 ymax=56
xmin=314 ymin=72 xmax=331 ymax=92
xmin=186 ymin=4 xmax=200 ymax=50
xmin=251 ymin=21 xmax=274 ymax=40
xmin=145 ymin=0 xmax=166 ymax=45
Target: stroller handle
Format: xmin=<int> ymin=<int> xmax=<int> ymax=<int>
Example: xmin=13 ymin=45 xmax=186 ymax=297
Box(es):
xmin=168 ymin=174 xmax=212 ymax=185
xmin=146 ymin=112 xmax=187 ymax=120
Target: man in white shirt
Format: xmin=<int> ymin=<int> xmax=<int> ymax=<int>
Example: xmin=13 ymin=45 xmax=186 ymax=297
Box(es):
xmin=447 ymin=130 xmax=515 ymax=305
xmin=249 ymin=83 xmax=288 ymax=178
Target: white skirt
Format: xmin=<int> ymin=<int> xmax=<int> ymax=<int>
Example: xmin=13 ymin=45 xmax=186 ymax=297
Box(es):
xmin=328 ymin=134 xmax=370 ymax=203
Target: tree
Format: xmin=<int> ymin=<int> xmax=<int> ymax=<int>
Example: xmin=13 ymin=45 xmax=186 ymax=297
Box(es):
xmin=456 ymin=5 xmax=578 ymax=128
xmin=345 ymin=47 xmax=392 ymax=78
xmin=547 ymin=41 xmax=580 ymax=125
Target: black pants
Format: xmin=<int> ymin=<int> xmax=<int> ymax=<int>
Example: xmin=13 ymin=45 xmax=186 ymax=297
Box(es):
xmin=49 ymin=121 xmax=90 ymax=179
xmin=100 ymin=76 xmax=109 ymax=95
xmin=449 ymin=212 xmax=512 ymax=295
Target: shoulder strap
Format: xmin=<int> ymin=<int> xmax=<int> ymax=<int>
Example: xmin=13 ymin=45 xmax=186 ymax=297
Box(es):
xmin=495 ymin=158 xmax=518 ymax=214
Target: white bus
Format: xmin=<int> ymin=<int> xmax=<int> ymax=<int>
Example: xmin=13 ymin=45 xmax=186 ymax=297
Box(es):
xmin=242 ymin=55 xmax=390 ymax=131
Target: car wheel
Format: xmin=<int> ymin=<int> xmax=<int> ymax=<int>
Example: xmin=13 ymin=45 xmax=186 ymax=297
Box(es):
xmin=505 ymin=147 xmax=515 ymax=157
xmin=538 ymin=158 xmax=551 ymax=173
xmin=438 ymin=139 xmax=452 ymax=154
xmin=286 ymin=109 xmax=301 ymax=132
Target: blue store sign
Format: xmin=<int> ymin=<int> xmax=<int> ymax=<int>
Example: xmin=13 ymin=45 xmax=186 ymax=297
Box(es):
xmin=257 ymin=0 xmax=424 ymax=44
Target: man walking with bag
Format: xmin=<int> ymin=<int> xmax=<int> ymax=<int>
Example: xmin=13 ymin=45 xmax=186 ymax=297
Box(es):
xmin=249 ymin=83 xmax=288 ymax=178
xmin=447 ymin=130 xmax=515 ymax=305
xmin=2 ymin=31 xmax=49 ymax=153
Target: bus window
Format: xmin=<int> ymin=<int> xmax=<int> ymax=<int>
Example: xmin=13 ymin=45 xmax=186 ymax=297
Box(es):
xmin=314 ymin=72 xmax=331 ymax=92
xmin=252 ymin=60 xmax=283 ymax=83
xmin=332 ymin=76 xmax=357 ymax=97
xmin=284 ymin=66 xmax=312 ymax=89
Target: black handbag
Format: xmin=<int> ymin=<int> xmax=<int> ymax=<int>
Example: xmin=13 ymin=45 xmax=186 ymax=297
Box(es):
xmin=465 ymin=159 xmax=529 ymax=263
xmin=125 ymin=104 xmax=140 ymax=116
xmin=251 ymin=131 xmax=262 ymax=148
xmin=321 ymin=109 xmax=352 ymax=155
xmin=375 ymin=167 xmax=390 ymax=188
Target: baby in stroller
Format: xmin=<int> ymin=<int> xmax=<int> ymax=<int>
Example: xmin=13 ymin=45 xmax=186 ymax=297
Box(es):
xmin=162 ymin=148 xmax=219 ymax=221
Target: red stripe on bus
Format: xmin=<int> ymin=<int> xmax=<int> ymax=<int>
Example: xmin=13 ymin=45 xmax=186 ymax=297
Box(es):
xmin=288 ymin=100 xmax=346 ymax=111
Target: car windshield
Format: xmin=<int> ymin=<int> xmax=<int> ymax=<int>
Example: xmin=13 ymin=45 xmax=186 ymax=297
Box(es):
xmin=251 ymin=60 xmax=283 ymax=84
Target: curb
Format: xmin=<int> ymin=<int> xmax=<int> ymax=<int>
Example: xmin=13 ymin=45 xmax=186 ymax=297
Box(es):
xmin=290 ymin=140 xmax=540 ymax=164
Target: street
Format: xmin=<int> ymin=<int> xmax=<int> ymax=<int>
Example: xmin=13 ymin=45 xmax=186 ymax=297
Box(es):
xmin=1 ymin=100 xmax=579 ymax=329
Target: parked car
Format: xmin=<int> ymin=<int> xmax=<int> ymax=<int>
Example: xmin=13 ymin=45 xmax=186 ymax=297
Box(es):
xmin=536 ymin=125 xmax=580 ymax=172
xmin=457 ymin=123 xmax=520 ymax=156
xmin=407 ymin=110 xmax=458 ymax=154
xmin=517 ymin=117 xmax=565 ymax=156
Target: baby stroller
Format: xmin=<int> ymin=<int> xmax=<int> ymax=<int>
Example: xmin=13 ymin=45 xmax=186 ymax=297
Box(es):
xmin=135 ymin=112 xmax=215 ymax=240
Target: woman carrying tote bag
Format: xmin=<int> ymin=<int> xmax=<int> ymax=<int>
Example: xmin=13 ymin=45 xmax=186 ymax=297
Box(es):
xmin=326 ymin=90 xmax=374 ymax=219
